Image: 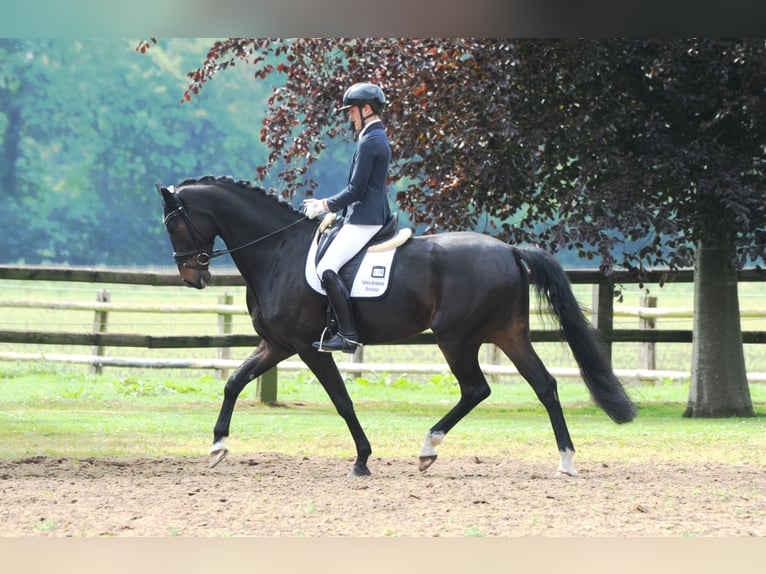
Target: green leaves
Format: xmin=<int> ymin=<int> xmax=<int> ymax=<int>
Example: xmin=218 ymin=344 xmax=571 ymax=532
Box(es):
xmin=1 ymin=39 xmax=273 ymax=265
xmin=7 ymin=38 xmax=764 ymax=271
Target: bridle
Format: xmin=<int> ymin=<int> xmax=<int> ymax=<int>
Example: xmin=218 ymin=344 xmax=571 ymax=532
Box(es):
xmin=162 ymin=190 xmax=307 ymax=269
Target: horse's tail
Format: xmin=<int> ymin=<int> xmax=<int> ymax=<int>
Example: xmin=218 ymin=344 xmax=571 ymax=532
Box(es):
xmin=513 ymin=246 xmax=636 ymax=424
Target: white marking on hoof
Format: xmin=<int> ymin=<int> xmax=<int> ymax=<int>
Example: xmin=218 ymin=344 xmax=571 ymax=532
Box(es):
xmin=418 ymin=431 xmax=444 ymax=471
xmin=209 ymin=441 xmax=228 ymax=468
xmin=556 ymin=448 xmax=577 ymax=476
xmin=419 ymin=431 xmax=444 ymax=458
xmin=418 ymin=431 xmax=444 ymax=472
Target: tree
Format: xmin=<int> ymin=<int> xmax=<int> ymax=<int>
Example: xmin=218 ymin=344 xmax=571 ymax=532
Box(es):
xmin=146 ymin=38 xmax=766 ymax=417
xmin=0 ymin=39 xmax=274 ymax=265
xmin=508 ymin=40 xmax=764 ymax=418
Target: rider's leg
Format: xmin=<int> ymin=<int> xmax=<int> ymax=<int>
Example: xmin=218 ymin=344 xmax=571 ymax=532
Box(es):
xmin=314 ymin=269 xmax=360 ymax=352
xmin=314 ymin=224 xmax=381 ymax=352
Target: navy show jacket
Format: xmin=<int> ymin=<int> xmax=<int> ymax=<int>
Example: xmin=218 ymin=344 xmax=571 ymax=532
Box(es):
xmin=324 ymin=121 xmax=392 ymax=225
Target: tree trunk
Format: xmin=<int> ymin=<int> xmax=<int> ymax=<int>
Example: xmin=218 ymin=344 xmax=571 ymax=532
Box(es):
xmin=684 ymin=237 xmax=754 ymax=418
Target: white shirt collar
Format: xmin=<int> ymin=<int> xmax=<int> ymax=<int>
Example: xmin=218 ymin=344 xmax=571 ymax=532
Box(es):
xmin=359 ymin=119 xmax=382 ymax=139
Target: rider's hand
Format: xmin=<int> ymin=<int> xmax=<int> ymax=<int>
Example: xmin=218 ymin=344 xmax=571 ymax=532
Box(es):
xmin=303 ymin=198 xmax=326 ymax=220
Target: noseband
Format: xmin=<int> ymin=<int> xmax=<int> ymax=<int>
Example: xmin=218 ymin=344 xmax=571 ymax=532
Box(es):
xmin=163 ymin=191 xmax=307 ymax=269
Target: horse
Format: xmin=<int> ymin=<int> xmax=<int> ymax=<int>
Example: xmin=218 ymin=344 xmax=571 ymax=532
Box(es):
xmin=157 ymin=175 xmax=636 ymax=477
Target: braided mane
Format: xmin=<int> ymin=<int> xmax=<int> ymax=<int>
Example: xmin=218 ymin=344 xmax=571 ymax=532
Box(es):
xmin=177 ymin=175 xmax=302 ymax=217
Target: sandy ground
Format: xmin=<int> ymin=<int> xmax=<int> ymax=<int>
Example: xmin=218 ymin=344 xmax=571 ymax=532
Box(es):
xmin=0 ymin=453 xmax=763 ymax=537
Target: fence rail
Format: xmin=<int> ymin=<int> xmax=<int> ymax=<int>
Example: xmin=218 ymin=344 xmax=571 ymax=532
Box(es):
xmin=2 ymin=264 xmax=765 ymax=401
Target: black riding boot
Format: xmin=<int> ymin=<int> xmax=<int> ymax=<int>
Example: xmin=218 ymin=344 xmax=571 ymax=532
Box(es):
xmin=313 ymin=270 xmax=360 ymax=353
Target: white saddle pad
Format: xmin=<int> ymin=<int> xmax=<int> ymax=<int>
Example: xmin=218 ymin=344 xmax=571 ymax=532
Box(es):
xmin=305 ymin=230 xmax=397 ymax=298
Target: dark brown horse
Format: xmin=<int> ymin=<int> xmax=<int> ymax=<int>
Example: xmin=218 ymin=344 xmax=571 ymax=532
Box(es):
xmin=158 ymin=176 xmax=635 ymax=476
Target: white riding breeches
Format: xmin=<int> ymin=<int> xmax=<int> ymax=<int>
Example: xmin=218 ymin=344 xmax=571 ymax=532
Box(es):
xmin=316 ymin=223 xmax=383 ymax=277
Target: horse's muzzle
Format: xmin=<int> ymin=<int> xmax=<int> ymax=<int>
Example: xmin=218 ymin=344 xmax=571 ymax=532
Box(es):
xmin=179 ymin=266 xmax=211 ymax=289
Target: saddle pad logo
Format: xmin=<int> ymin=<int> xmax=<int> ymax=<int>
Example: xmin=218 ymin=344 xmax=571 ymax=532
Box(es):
xmin=349 ymin=254 xmax=394 ymax=297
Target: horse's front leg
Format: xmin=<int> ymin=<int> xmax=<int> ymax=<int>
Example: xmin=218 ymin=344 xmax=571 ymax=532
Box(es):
xmin=300 ymin=349 xmax=372 ymax=477
xmin=210 ymin=341 xmax=291 ymax=467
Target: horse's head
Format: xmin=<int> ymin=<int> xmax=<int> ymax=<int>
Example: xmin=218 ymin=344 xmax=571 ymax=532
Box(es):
xmin=157 ymin=183 xmax=214 ymax=289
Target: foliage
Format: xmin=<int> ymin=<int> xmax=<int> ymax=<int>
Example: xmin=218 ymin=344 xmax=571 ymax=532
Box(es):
xmin=155 ymin=38 xmax=766 ymax=275
xmin=0 ymin=39 xmax=271 ymax=265
xmin=511 ymin=39 xmax=766 ymax=273
xmin=4 ymin=38 xmax=764 ymax=273
xmin=152 ymin=38 xmax=763 ymax=419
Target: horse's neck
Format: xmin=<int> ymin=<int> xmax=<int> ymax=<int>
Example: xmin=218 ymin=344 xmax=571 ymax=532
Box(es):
xmin=202 ymin=186 xmax=308 ymax=289
xmin=206 ymin=187 xmax=296 ymax=247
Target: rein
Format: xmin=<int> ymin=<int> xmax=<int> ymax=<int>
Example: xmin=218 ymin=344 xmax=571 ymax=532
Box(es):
xmin=164 ymin=192 xmax=308 ymax=267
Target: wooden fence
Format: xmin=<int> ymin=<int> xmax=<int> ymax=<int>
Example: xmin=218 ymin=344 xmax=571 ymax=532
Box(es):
xmin=1 ymin=264 xmax=765 ymax=401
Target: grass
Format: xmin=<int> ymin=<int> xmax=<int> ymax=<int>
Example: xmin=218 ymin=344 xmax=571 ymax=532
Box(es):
xmin=0 ymin=361 xmax=764 ymax=466
xmin=1 ymin=277 xmax=765 ymax=466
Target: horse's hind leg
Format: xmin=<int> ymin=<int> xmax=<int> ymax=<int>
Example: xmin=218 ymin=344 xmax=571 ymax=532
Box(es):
xmin=419 ymin=340 xmax=491 ymax=471
xmin=495 ymin=333 xmax=577 ymax=475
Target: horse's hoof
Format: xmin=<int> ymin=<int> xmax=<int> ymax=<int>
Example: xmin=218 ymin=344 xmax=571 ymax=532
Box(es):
xmin=419 ymin=455 xmax=437 ymax=472
xmin=556 ymin=449 xmax=576 ymax=476
xmin=348 ymin=465 xmax=371 ymax=477
xmin=209 ymin=447 xmax=229 ymax=468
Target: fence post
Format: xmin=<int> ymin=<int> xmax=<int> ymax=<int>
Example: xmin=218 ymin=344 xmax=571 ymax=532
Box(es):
xmin=639 ymin=295 xmax=657 ymax=371
xmin=591 ymin=280 xmax=613 ymax=361
xmin=256 ymin=369 xmax=278 ymax=404
xmin=216 ymin=292 xmax=233 ymax=380
xmin=484 ymin=344 xmax=501 ymax=384
xmin=90 ymin=289 xmax=110 ymax=374
xmin=348 ymin=345 xmax=364 ymax=380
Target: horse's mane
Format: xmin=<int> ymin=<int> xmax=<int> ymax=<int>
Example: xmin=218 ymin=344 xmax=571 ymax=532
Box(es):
xmin=177 ymin=175 xmax=303 ymax=217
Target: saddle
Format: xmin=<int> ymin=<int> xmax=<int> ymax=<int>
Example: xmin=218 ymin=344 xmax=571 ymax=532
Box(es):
xmin=315 ymin=212 xmax=404 ymax=264
xmin=304 ymin=213 xmax=412 ymax=300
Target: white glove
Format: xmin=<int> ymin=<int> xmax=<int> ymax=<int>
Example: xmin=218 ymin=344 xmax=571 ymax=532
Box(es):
xmin=303 ymin=198 xmax=326 ymax=220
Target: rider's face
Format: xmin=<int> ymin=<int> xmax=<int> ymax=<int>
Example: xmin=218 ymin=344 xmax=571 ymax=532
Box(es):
xmin=349 ymin=106 xmax=362 ymax=130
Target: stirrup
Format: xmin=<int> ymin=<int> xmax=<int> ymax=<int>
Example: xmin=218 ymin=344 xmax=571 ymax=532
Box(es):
xmin=313 ymin=329 xmax=361 ymax=353
xmin=313 ymin=327 xmax=333 ymax=352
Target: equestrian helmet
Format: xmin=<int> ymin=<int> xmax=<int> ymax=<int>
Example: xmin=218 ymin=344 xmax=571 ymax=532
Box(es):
xmin=336 ymin=82 xmax=386 ymax=114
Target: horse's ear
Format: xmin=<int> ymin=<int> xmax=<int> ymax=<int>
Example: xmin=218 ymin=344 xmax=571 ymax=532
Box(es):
xmin=156 ymin=183 xmax=174 ymax=203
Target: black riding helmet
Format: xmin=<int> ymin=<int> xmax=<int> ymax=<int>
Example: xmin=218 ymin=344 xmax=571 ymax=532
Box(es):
xmin=336 ymin=82 xmax=386 ymax=116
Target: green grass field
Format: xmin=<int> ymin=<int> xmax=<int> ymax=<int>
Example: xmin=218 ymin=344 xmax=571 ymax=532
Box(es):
xmin=0 ymin=360 xmax=764 ymax=465
xmin=1 ymin=277 xmax=765 ymax=465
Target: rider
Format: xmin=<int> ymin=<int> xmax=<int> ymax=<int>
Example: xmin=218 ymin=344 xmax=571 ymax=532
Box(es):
xmin=303 ymin=82 xmax=392 ymax=352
